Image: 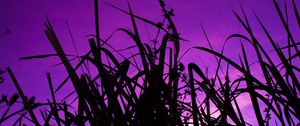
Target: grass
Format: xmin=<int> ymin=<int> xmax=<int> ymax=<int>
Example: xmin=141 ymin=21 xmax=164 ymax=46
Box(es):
xmin=0 ymin=69 xmax=4 ymax=84
xmin=1 ymin=0 xmax=300 ymax=125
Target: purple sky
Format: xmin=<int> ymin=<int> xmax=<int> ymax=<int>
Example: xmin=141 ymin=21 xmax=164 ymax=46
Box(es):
xmin=0 ymin=0 xmax=299 ymax=125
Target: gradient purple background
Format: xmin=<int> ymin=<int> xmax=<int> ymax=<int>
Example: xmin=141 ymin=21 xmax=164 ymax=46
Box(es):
xmin=0 ymin=0 xmax=298 ymax=125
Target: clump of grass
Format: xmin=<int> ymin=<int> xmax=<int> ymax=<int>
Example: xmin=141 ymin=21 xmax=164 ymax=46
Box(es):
xmin=193 ymin=0 xmax=300 ymax=125
xmin=1 ymin=0 xmax=300 ymax=126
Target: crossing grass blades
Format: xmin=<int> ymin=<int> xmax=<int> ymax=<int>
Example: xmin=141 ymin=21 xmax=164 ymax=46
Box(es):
xmin=1 ymin=0 xmax=300 ymax=125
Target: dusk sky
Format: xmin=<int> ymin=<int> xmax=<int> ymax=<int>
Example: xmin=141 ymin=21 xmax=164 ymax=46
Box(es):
xmin=0 ymin=0 xmax=299 ymax=125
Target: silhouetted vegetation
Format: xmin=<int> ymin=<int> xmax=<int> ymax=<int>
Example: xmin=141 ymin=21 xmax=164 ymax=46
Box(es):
xmin=0 ymin=69 xmax=4 ymax=84
xmin=1 ymin=0 xmax=300 ymax=125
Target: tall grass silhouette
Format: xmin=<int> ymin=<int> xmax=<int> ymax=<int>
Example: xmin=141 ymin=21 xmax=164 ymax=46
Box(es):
xmin=1 ymin=0 xmax=300 ymax=125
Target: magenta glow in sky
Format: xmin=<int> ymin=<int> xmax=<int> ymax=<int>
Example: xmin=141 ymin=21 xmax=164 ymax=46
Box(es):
xmin=1 ymin=0 xmax=299 ymax=125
